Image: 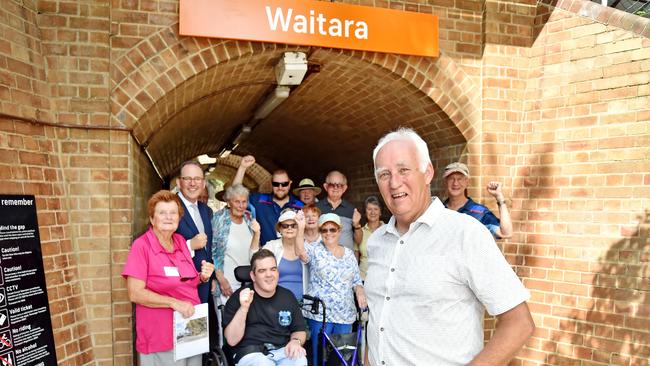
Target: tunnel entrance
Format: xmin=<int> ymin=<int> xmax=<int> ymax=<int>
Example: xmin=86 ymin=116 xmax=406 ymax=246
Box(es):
xmin=113 ymin=31 xmax=479 ymax=205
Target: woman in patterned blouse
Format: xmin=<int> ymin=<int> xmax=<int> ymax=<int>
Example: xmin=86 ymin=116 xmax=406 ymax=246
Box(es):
xmin=294 ymin=211 xmax=367 ymax=366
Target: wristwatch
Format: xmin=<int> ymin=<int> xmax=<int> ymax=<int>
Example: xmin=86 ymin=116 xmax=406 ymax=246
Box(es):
xmin=291 ymin=337 xmax=302 ymax=346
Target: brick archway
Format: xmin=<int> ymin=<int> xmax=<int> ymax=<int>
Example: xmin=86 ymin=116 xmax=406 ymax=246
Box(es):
xmin=211 ymin=154 xmax=272 ymax=192
xmin=111 ymin=24 xmax=481 ymax=177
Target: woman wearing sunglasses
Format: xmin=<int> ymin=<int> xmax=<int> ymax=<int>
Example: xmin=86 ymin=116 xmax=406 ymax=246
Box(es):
xmin=265 ymin=209 xmax=309 ymax=300
xmin=294 ymin=211 xmax=366 ymax=366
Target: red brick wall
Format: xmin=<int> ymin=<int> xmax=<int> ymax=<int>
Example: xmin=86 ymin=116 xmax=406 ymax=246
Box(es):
xmin=513 ymin=3 xmax=650 ymax=363
xmin=0 ymin=118 xmax=94 ymax=365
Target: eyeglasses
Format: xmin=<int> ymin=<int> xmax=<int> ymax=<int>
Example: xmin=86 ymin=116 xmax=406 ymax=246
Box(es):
xmin=280 ymin=223 xmax=297 ymax=229
xmin=180 ymin=176 xmax=204 ymax=183
xmin=272 ymin=181 xmax=290 ymax=187
xmin=326 ymin=182 xmax=346 ymax=189
xmin=319 ymin=228 xmax=339 ymax=234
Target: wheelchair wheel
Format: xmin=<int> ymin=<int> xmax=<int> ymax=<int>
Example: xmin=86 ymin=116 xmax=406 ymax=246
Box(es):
xmin=208 ymin=348 xmax=229 ymax=366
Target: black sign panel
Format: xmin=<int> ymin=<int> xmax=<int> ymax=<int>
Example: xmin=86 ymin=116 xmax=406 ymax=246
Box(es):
xmin=0 ymin=195 xmax=57 ymax=366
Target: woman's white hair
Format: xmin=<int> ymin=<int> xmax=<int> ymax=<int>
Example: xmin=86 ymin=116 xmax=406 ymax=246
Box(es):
xmin=372 ymin=127 xmax=431 ymax=179
xmin=224 ymin=183 xmax=249 ymax=201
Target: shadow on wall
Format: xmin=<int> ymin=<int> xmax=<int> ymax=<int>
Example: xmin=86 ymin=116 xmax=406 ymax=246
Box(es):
xmin=546 ymin=210 xmax=650 ymax=365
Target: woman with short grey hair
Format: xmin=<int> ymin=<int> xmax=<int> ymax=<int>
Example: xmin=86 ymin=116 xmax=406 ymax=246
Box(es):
xmin=212 ymin=183 xmax=260 ymax=303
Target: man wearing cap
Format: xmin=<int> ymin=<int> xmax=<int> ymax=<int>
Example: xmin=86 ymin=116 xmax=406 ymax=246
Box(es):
xmin=232 ymin=155 xmax=303 ymax=246
xmin=315 ymin=171 xmax=362 ymax=251
xmin=292 ymin=178 xmax=320 ymax=205
xmin=443 ymin=162 xmax=513 ymax=239
xmin=365 ymin=127 xmax=534 ymax=366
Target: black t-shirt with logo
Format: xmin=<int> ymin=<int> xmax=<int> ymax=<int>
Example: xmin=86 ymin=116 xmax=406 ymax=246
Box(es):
xmin=223 ymin=285 xmax=306 ymax=348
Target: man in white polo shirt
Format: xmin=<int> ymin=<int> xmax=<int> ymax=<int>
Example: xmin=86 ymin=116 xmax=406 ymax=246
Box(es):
xmin=365 ymin=128 xmax=535 ymax=365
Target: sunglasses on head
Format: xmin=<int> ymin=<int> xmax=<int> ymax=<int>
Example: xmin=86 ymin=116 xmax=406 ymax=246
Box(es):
xmin=319 ymin=227 xmax=339 ymax=234
xmin=272 ymin=181 xmax=290 ymax=187
xmin=280 ymin=223 xmax=297 ymax=229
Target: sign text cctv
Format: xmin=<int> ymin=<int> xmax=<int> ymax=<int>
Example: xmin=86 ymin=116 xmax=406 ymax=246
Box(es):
xmin=180 ymin=0 xmax=439 ymax=58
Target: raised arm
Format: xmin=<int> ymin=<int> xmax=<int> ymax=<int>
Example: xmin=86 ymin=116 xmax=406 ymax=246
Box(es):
xmin=352 ymin=208 xmax=363 ymax=245
xmin=224 ymin=288 xmax=254 ymax=346
xmin=250 ymin=219 xmax=261 ymax=252
xmin=294 ymin=210 xmax=309 ymax=262
xmin=232 ymin=155 xmax=255 ymax=185
xmin=487 ymin=181 xmax=513 ymax=239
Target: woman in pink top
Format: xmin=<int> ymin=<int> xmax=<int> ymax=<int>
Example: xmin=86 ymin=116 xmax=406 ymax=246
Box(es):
xmin=122 ymin=190 xmax=214 ymax=366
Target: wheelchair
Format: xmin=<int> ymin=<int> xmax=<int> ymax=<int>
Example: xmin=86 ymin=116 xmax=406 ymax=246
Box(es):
xmin=302 ymin=295 xmax=365 ymax=366
xmin=204 ymin=267 xmax=255 ymax=366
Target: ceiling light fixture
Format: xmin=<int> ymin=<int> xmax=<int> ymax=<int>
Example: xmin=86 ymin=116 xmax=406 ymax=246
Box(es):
xmin=197 ymin=154 xmax=216 ymax=165
xmin=253 ymin=85 xmax=290 ymax=119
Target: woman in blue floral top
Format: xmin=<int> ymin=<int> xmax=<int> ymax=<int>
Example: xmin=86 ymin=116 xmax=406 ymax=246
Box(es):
xmin=295 ymin=211 xmax=367 ymax=366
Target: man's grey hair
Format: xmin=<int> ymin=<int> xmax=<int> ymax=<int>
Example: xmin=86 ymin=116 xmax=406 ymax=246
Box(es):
xmin=224 ymin=183 xmax=249 ymax=201
xmin=372 ymin=127 xmax=431 ymax=179
xmin=325 ymin=170 xmax=347 ymax=185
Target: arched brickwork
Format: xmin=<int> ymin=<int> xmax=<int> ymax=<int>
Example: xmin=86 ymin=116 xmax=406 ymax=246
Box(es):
xmin=110 ymin=24 xmax=481 ymax=177
xmin=211 ymin=154 xmax=271 ymax=192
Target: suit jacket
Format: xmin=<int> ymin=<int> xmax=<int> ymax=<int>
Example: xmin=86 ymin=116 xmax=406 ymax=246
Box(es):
xmin=176 ymin=195 xmax=214 ymax=303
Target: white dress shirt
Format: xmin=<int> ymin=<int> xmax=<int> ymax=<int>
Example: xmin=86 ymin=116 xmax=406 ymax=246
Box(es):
xmin=365 ymin=197 xmax=530 ymax=365
xmin=178 ymin=192 xmax=205 ymax=257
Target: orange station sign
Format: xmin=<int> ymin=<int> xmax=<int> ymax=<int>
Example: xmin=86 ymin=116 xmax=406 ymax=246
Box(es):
xmin=179 ymin=0 xmax=439 ymax=57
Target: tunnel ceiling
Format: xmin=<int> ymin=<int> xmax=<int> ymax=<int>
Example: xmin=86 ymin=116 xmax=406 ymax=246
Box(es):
xmin=137 ymin=47 xmax=463 ymax=179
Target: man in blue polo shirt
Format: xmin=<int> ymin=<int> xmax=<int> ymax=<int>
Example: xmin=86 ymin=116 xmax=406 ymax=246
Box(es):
xmin=443 ymin=162 xmax=513 ymax=239
xmin=232 ymin=155 xmax=303 ymax=246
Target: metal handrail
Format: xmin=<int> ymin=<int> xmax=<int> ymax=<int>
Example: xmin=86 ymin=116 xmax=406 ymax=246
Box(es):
xmin=594 ymin=0 xmax=650 ymax=18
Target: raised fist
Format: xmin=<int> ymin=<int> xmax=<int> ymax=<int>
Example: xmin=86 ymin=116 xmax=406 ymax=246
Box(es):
xmin=240 ymin=155 xmax=255 ymax=169
xmin=239 ymin=288 xmax=254 ymax=309
xmin=486 ymin=181 xmax=504 ymax=201
xmin=295 ymin=210 xmax=306 ymax=231
xmin=352 ymin=208 xmax=361 ymax=226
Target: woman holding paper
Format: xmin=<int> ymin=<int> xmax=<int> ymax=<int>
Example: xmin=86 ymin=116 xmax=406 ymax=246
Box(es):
xmin=122 ymin=190 xmax=214 ymax=366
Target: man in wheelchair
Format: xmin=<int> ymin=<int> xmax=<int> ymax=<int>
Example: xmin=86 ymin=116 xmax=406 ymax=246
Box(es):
xmin=223 ymin=249 xmax=308 ymax=366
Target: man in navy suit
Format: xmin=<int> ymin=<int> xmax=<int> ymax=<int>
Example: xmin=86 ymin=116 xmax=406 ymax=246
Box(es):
xmin=175 ymin=160 xmax=214 ymax=303
xmin=175 ymin=161 xmax=218 ymax=364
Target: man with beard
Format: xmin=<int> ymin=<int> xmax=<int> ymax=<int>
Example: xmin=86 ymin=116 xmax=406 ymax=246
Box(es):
xmin=232 ymin=155 xmax=303 ymax=246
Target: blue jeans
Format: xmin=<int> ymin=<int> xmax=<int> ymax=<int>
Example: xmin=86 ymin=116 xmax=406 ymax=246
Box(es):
xmin=307 ymin=319 xmax=352 ymax=366
xmin=236 ymin=347 xmax=307 ymax=366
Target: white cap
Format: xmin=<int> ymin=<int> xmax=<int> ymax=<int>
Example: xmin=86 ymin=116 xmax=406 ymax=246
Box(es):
xmin=277 ymin=210 xmax=297 ymax=223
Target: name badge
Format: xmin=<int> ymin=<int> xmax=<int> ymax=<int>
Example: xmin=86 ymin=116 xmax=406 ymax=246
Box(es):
xmin=164 ymin=266 xmax=180 ymax=277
